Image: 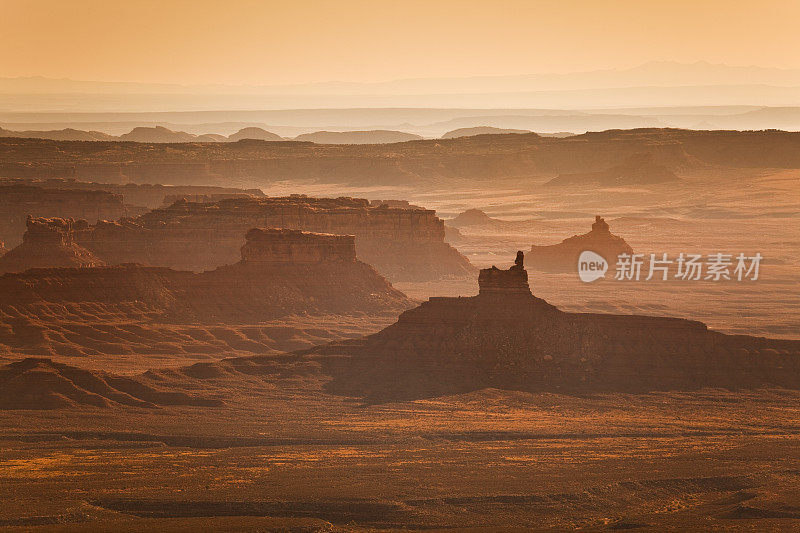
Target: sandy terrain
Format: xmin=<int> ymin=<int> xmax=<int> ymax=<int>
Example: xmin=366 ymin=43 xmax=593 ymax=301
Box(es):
xmin=2 ymin=377 xmax=800 ymax=530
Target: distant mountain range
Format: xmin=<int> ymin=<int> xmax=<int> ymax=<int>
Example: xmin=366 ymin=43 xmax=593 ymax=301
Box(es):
xmin=7 ymin=105 xmax=800 ymax=144
xmin=0 ymin=125 xmax=267 ymax=143
xmin=0 ymin=125 xmax=421 ymax=144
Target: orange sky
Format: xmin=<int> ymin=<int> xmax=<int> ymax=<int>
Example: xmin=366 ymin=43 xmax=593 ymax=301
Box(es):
xmin=2 ymin=0 xmax=800 ymax=85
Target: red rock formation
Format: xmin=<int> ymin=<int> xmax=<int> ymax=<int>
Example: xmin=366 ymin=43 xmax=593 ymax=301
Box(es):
xmin=74 ymin=196 xmax=474 ymax=282
xmin=0 ymin=217 xmax=105 ymax=274
xmin=0 ymin=184 xmax=128 ymax=246
xmin=240 ymin=228 xmax=356 ymax=263
xmin=0 ymin=228 xmax=414 ymax=357
xmin=295 ymin=254 xmax=800 ymax=399
xmin=477 ymin=251 xmax=531 ymax=296
xmin=190 ymin=228 xmax=412 ymax=321
xmin=529 ymin=216 xmax=633 ymax=272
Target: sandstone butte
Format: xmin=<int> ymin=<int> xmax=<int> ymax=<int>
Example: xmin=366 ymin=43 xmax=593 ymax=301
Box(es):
xmin=0 ymin=216 xmax=104 ymax=274
xmin=72 ymin=195 xmax=475 ymax=282
xmin=529 ymin=216 xmax=633 ymax=272
xmin=264 ymin=251 xmax=800 ymax=401
xmin=0 ymin=227 xmax=414 ymax=357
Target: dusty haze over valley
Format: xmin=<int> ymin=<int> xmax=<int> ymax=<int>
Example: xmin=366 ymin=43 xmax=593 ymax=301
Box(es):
xmin=1 ymin=1 xmax=799 ymax=531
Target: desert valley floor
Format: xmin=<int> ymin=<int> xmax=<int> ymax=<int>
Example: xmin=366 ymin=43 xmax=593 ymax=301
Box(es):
xmin=0 ymin=133 xmax=798 ymax=531
xmin=4 ymin=385 xmax=800 ymax=530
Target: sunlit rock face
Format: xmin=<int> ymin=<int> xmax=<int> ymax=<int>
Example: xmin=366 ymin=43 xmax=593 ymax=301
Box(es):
xmin=0 ymin=217 xmax=105 ymax=274
xmin=529 ymin=215 xmax=633 ymax=272
xmin=73 ymin=196 xmax=474 ymax=282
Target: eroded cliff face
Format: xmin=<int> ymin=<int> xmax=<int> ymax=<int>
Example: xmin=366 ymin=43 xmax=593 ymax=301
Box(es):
xmin=0 ymin=131 xmax=710 ymax=187
xmin=0 ymin=184 xmax=128 ymax=247
xmin=0 ymin=228 xmax=414 ymax=358
xmin=74 ymin=196 xmax=474 ymax=282
xmin=309 ymin=256 xmax=800 ymax=399
xmin=240 ymin=228 xmax=356 ymax=263
xmin=529 ymin=216 xmax=634 ymax=273
xmin=0 ymin=177 xmax=264 ymax=210
xmin=188 ymin=228 xmax=412 ymax=321
xmin=0 ymin=217 xmax=105 ymax=274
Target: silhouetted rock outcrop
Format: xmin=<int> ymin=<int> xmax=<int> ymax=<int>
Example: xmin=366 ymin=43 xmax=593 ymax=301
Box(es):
xmin=448 ymin=208 xmax=500 ymax=227
xmin=291 ymin=254 xmax=800 ymax=400
xmin=529 ymin=216 xmax=633 ymax=272
xmin=477 ymin=251 xmax=531 ymax=297
xmin=0 ymin=216 xmax=105 ymax=274
xmin=228 ymin=127 xmax=284 ymax=142
xmin=73 ymin=196 xmax=474 ymax=282
xmin=0 ymin=127 xmax=115 ymax=141
xmin=119 ymin=126 xmax=212 ymax=143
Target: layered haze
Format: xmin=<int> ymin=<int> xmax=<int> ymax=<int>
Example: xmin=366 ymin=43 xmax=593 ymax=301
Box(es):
xmin=4 ymin=2 xmax=800 ymax=531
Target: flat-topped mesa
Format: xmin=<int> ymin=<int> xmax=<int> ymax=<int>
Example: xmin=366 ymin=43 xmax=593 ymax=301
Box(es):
xmin=0 ymin=224 xmax=415 ymax=354
xmin=529 ymin=215 xmax=633 ymax=273
xmin=240 ymin=228 xmax=356 ymax=264
xmin=478 ymin=250 xmax=532 ymax=297
xmin=73 ymin=195 xmax=475 ymax=282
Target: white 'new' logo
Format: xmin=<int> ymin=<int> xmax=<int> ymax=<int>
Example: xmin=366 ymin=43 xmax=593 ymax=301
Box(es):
xmin=578 ymin=251 xmax=607 ymax=282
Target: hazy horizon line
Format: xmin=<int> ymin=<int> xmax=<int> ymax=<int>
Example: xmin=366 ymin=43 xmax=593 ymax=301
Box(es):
xmin=5 ymin=60 xmax=800 ymax=90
